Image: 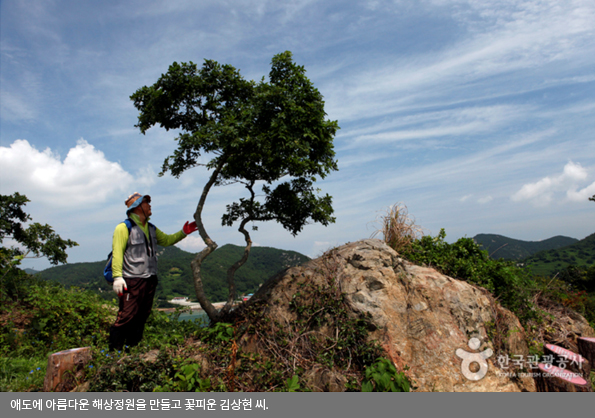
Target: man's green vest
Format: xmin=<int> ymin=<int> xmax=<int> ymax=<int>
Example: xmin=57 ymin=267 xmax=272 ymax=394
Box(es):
xmin=122 ymin=222 xmax=158 ymax=279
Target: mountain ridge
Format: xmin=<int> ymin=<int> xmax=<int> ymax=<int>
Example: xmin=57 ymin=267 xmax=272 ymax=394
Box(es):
xmin=522 ymin=232 xmax=595 ymax=277
xmin=35 ymin=243 xmax=310 ymax=306
xmin=472 ymin=233 xmax=578 ymax=261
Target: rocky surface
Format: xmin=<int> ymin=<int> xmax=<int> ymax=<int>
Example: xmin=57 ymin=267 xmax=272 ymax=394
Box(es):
xmin=249 ymin=239 xmax=594 ymax=392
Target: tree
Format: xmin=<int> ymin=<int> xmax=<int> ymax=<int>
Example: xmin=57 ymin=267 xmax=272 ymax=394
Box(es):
xmin=131 ymin=51 xmax=339 ymax=322
xmin=1 ymin=192 xmax=78 ymax=299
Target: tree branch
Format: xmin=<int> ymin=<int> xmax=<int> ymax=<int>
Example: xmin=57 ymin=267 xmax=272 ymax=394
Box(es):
xmin=221 ymin=180 xmax=256 ymax=316
xmin=191 ymin=156 xmax=228 ymax=322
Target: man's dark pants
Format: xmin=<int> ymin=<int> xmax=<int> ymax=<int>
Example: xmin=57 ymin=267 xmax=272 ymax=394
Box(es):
xmin=109 ymin=275 xmax=158 ymax=351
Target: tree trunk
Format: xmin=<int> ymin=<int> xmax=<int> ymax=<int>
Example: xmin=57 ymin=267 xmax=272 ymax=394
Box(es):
xmin=577 ymin=337 xmax=595 ymax=369
xmin=534 ymin=363 xmax=592 ymax=392
xmin=220 ymin=218 xmax=252 ymax=316
xmin=43 ymin=347 xmax=92 ymax=392
xmin=543 ymin=343 xmax=590 ymax=377
xmin=191 ymin=158 xmax=227 ymax=322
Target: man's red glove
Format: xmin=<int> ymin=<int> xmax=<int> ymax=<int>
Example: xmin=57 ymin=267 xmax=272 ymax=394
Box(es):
xmin=183 ymin=221 xmax=198 ymax=235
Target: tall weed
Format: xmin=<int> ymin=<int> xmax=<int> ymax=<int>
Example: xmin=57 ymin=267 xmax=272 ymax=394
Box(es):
xmin=371 ymin=203 xmax=423 ymax=252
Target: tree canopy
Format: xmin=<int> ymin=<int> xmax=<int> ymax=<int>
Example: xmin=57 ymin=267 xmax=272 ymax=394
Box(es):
xmin=131 ymin=51 xmax=339 ymax=321
xmin=1 ymin=192 xmax=78 ymax=301
xmin=0 ymin=192 xmax=78 ymax=265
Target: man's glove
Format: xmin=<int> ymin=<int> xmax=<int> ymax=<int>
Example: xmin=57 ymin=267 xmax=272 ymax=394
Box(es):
xmin=113 ymin=277 xmax=127 ymax=296
xmin=183 ymin=221 xmax=198 ymax=235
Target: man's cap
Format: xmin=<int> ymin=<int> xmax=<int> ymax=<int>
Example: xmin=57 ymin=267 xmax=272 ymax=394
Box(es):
xmin=125 ymin=192 xmax=151 ymax=213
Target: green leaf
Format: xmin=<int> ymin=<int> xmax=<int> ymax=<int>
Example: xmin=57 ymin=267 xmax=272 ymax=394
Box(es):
xmin=361 ymin=381 xmax=374 ymax=392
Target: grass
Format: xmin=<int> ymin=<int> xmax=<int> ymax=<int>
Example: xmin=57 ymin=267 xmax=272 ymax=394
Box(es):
xmin=0 ymin=357 xmax=46 ymax=392
xmin=370 ymin=202 xmax=423 ymax=253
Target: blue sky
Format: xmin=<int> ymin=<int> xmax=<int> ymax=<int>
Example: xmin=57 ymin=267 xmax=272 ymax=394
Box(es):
xmin=1 ymin=0 xmax=595 ymax=271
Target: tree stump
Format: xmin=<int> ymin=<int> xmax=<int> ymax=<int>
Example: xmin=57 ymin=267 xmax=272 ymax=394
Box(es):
xmin=577 ymin=337 xmax=595 ymax=368
xmin=534 ymin=363 xmax=592 ymax=392
xmin=43 ymin=347 xmax=92 ymax=392
xmin=544 ymin=344 xmax=590 ymax=377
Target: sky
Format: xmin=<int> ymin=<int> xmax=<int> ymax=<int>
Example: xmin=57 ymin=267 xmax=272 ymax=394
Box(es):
xmin=1 ymin=0 xmax=595 ymax=271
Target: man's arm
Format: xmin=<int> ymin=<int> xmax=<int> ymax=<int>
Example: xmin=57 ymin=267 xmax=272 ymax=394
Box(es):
xmin=112 ymin=223 xmax=130 ymax=278
xmin=155 ymin=227 xmax=187 ymax=247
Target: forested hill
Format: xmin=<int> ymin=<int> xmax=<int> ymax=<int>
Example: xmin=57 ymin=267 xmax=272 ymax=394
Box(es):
xmin=473 ymin=233 xmax=578 ymax=261
xmin=523 ymin=232 xmax=595 ymax=277
xmin=35 ymin=244 xmax=310 ymax=306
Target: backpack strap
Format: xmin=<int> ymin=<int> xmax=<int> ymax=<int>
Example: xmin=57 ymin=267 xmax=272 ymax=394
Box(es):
xmin=123 ymin=218 xmax=133 ymax=233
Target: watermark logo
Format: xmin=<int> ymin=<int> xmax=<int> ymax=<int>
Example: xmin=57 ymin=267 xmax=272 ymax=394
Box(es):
xmin=456 ymin=337 xmax=494 ymax=381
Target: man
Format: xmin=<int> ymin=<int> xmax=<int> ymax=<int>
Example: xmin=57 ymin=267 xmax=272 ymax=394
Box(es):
xmin=108 ymin=192 xmax=198 ymax=351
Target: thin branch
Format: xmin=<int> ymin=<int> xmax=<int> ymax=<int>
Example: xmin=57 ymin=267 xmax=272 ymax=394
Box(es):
xmin=221 ymin=180 xmax=256 ymax=316
xmin=489 ymin=243 xmax=508 ymax=258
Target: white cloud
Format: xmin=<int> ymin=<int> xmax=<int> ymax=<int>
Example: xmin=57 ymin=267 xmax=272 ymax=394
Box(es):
xmin=477 ymin=196 xmax=493 ymax=204
xmin=567 ymin=182 xmax=595 ymax=202
xmin=351 ymin=105 xmax=525 ymax=144
xmin=0 ymin=139 xmax=137 ymax=207
xmin=175 ymin=235 xmax=206 ymax=252
xmin=511 ymin=161 xmax=591 ymax=205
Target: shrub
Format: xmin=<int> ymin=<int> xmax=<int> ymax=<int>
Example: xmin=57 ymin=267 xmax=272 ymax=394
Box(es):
xmin=361 ymin=357 xmax=410 ymax=392
xmin=22 ymin=281 xmax=114 ymax=353
xmin=400 ymin=229 xmax=536 ymax=323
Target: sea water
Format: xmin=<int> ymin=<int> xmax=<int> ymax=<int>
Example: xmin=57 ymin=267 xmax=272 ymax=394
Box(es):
xmin=174 ymin=310 xmax=209 ymax=324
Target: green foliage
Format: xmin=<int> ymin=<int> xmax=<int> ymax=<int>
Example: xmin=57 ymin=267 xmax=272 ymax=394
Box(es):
xmin=0 ymin=195 xmax=88 ymax=391
xmin=0 ymin=270 xmax=207 ymax=391
xmin=0 ymin=357 xmax=46 ymax=392
xmin=154 ymin=362 xmax=212 ymax=392
xmin=25 ymin=282 xmax=113 ymax=352
xmin=132 ymin=305 xmax=208 ymax=351
xmin=1 ymin=263 xmax=38 ymax=303
xmin=284 ymin=375 xmax=300 ymax=392
xmin=1 ymin=193 xmax=78 ymax=303
xmin=523 ymin=233 xmax=595 ymax=277
xmin=361 ymin=358 xmax=410 ymax=392
xmin=543 ymin=266 xmax=595 ymax=326
xmin=204 ymin=322 xmax=234 ymax=343
xmin=0 ymin=279 xmax=114 ymax=358
xmin=0 ymin=192 xmax=78 ymax=266
xmin=0 ymin=275 xmax=114 ymax=391
xmin=88 ymin=350 xmax=175 ymax=392
xmin=130 ymin=51 xmax=338 ymax=236
xmin=559 ymin=265 xmax=595 ymax=293
xmin=402 ymin=229 xmax=536 ymax=321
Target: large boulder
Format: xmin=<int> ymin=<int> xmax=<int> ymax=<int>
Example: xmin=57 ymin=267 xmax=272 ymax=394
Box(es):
xmin=250 ymin=239 xmax=546 ymax=392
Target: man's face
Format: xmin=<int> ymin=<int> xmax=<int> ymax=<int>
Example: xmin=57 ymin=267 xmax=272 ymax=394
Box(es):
xmin=141 ymin=198 xmax=152 ymax=217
